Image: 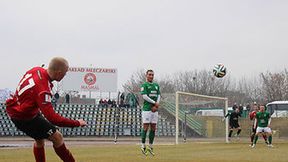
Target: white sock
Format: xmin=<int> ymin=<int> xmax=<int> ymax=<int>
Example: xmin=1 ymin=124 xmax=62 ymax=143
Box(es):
xmin=141 ymin=143 xmax=145 ymax=148
xmin=149 ymin=144 xmax=153 ymax=148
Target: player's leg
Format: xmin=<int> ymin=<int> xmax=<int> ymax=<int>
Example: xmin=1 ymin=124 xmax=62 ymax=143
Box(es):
xmin=141 ymin=123 xmax=149 ymax=155
xmin=228 ymin=123 xmax=233 ymax=139
xmin=252 ymin=132 xmax=259 ymax=148
xmin=11 ymin=114 xmax=56 ymax=162
xmin=250 ymin=127 xmax=256 ymax=146
xmin=228 ymin=129 xmax=233 ymax=137
xmin=141 ymin=123 xmax=149 ymax=146
xmin=236 ymin=124 xmax=241 ymax=137
xmin=146 ymin=123 xmax=156 ymax=156
xmin=262 ymin=133 xmax=268 ymax=144
xmin=252 ymin=127 xmax=263 ymax=147
xmin=149 ymin=111 xmax=158 ymax=146
xmin=267 ymin=134 xmax=273 ymax=147
xmin=48 ymin=130 xmax=75 ymax=162
xmin=149 ymin=123 xmax=156 ymax=146
xmin=34 ymin=139 xmax=46 ymax=162
xmin=232 ymin=122 xmax=241 ymax=141
xmin=264 ymin=127 xmax=273 ymax=147
xmin=147 ymin=111 xmax=158 ymax=156
xmin=141 ymin=111 xmax=150 ymax=155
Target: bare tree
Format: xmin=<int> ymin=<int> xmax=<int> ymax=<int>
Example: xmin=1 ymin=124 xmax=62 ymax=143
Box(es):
xmin=158 ymin=75 xmax=175 ymax=93
xmin=123 ymin=68 xmax=288 ymax=106
xmin=236 ymin=76 xmax=264 ymax=104
xmin=122 ymin=69 xmax=146 ymax=94
xmin=261 ymin=69 xmax=288 ymax=102
xmin=172 ymin=70 xmax=232 ymax=97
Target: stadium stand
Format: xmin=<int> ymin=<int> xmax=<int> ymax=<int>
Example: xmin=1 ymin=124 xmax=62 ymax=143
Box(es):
xmin=0 ymin=103 xmax=176 ymax=137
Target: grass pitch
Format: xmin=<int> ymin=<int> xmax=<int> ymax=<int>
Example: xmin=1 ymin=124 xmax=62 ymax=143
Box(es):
xmin=0 ymin=140 xmax=287 ymax=162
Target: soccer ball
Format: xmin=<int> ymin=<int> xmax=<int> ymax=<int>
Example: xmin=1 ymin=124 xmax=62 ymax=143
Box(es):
xmin=213 ymin=64 xmax=227 ymax=78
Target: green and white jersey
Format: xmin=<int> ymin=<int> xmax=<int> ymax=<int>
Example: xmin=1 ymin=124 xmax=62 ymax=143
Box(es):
xmin=140 ymin=81 xmax=160 ymax=111
xmin=256 ymin=111 xmax=270 ymax=127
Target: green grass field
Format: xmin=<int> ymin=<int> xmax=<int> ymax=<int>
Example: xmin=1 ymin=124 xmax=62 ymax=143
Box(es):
xmin=0 ymin=140 xmax=287 ymax=162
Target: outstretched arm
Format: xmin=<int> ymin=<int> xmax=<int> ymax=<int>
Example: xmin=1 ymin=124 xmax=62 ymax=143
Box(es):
xmin=40 ymin=104 xmax=81 ymax=127
xmin=37 ymin=92 xmax=86 ymax=127
xmin=222 ymin=113 xmax=230 ymax=121
xmin=224 ymin=113 xmax=230 ymax=118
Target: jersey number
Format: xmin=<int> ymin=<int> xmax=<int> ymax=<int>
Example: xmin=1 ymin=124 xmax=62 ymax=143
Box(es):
xmin=17 ymin=73 xmax=35 ymax=96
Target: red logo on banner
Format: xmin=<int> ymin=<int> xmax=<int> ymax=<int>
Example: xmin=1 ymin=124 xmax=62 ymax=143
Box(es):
xmin=84 ymin=73 xmax=96 ymax=85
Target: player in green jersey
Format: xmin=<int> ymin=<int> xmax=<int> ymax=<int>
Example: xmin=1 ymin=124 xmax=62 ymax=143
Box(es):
xmin=140 ymin=70 xmax=160 ymax=156
xmin=251 ymin=105 xmax=273 ymax=148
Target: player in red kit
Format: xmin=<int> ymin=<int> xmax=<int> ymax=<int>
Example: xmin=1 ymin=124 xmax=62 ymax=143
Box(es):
xmin=5 ymin=57 xmax=87 ymax=162
xmin=249 ymin=103 xmax=267 ymax=146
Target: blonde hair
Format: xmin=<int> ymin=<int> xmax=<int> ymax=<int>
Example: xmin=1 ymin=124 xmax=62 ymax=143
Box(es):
xmin=48 ymin=57 xmax=69 ymax=72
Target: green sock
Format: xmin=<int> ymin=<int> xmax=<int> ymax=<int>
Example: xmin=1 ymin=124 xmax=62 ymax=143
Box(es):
xmin=141 ymin=129 xmax=147 ymax=144
xmin=149 ymin=130 xmax=155 ymax=145
xmin=268 ymin=136 xmax=272 ymax=144
xmin=253 ymin=135 xmax=258 ymax=144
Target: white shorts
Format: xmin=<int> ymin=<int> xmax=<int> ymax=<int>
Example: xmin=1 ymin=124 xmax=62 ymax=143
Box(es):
xmin=142 ymin=111 xmax=158 ymax=124
xmin=256 ymin=127 xmax=272 ymax=133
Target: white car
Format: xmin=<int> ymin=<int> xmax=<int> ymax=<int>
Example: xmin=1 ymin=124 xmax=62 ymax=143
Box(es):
xmin=195 ymin=109 xmax=224 ymax=117
xmin=266 ymin=101 xmax=288 ymax=118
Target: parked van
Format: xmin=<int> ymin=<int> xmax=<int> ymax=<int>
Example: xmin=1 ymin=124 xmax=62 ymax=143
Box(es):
xmin=195 ymin=109 xmax=224 ymax=117
xmin=194 ymin=107 xmax=247 ymax=117
xmin=266 ymin=101 xmax=288 ymax=117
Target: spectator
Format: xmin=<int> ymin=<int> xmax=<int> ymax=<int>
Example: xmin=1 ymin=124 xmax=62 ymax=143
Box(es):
xmin=103 ymin=99 xmax=108 ymax=108
xmin=120 ymin=93 xmax=125 ymax=107
xmin=65 ymin=93 xmax=70 ymax=104
xmin=246 ymin=103 xmax=251 ymax=112
xmin=239 ymin=104 xmax=244 ymax=114
xmin=120 ymin=92 xmax=125 ymax=101
xmin=98 ymin=99 xmax=103 ymax=107
xmin=54 ymin=92 xmax=59 ymax=101
xmin=108 ymin=99 xmax=112 ymax=107
xmin=112 ymin=99 xmax=117 ymax=107
xmin=135 ymin=95 xmax=140 ymax=107
xmin=51 ymin=92 xmax=59 ymax=107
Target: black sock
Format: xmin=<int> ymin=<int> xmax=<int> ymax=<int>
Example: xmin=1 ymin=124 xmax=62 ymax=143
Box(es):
xmin=237 ymin=129 xmax=241 ymax=135
xmin=251 ymin=133 xmax=255 ymax=143
xmin=229 ymin=130 xmax=233 ymax=137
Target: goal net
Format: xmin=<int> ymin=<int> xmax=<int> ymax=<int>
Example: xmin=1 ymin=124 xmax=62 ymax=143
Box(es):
xmin=161 ymin=91 xmax=228 ymax=144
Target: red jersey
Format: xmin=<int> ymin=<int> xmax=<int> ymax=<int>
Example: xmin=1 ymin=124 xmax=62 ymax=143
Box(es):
xmin=6 ymin=67 xmax=80 ymax=127
xmin=249 ymin=111 xmax=257 ymax=120
xmin=249 ymin=111 xmax=257 ymax=126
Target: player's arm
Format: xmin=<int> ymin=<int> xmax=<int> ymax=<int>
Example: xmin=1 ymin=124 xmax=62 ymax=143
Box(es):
xmin=37 ymin=92 xmax=86 ymax=127
xmin=254 ymin=118 xmax=258 ymax=129
xmin=268 ymin=118 xmax=271 ymax=127
xmin=155 ymin=84 xmax=161 ymax=108
xmin=249 ymin=112 xmax=254 ymax=120
xmin=268 ymin=114 xmax=271 ymax=127
xmin=222 ymin=112 xmax=230 ymax=121
xmin=142 ymin=94 xmax=156 ymax=104
xmin=224 ymin=112 xmax=230 ymax=118
xmin=142 ymin=94 xmax=159 ymax=112
xmin=141 ymin=84 xmax=157 ymax=105
xmin=155 ymin=95 xmax=161 ymax=108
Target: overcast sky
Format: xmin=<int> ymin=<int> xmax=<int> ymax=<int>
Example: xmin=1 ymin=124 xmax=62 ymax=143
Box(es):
xmin=0 ymin=0 xmax=287 ymax=92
